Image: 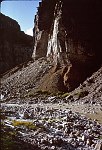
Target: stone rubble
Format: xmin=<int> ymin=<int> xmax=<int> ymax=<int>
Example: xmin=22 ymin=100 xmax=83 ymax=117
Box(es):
xmin=1 ymin=99 xmax=102 ymax=150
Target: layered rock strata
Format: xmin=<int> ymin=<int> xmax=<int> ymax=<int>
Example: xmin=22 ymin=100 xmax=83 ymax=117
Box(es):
xmin=33 ymin=0 xmax=102 ymax=92
xmin=0 ymin=13 xmax=33 ymax=75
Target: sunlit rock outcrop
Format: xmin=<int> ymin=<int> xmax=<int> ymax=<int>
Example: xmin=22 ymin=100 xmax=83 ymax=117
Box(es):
xmin=33 ymin=0 xmax=102 ymax=92
xmin=0 ymin=13 xmax=33 ymax=75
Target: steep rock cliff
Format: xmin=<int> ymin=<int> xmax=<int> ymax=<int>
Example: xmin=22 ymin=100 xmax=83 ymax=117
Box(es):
xmin=33 ymin=0 xmax=102 ymax=92
xmin=0 ymin=13 xmax=33 ymax=75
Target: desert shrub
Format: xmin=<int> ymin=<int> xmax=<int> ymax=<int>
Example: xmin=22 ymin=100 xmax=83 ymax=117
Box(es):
xmin=54 ymin=91 xmax=69 ymax=98
xmin=54 ymin=91 xmax=64 ymax=97
xmin=61 ymin=92 xmax=69 ymax=98
xmin=27 ymin=90 xmax=51 ymax=97
xmin=76 ymin=90 xmax=89 ymax=98
xmin=1 ymin=134 xmax=15 ymax=150
xmin=37 ymin=90 xmax=50 ymax=95
xmin=12 ymin=120 xmax=37 ymax=130
xmin=27 ymin=91 xmax=38 ymax=97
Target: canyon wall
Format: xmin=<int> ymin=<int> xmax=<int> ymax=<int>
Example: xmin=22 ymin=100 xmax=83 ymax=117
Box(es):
xmin=0 ymin=13 xmax=33 ymax=75
xmin=33 ymin=0 xmax=102 ymax=92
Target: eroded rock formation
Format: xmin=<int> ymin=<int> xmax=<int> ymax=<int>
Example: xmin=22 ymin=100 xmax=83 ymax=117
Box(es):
xmin=0 ymin=13 xmax=33 ymax=75
xmin=33 ymin=0 xmax=102 ymax=92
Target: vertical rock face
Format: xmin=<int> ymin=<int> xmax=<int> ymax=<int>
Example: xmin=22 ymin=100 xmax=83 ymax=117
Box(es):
xmin=33 ymin=0 xmax=57 ymax=59
xmin=33 ymin=0 xmax=102 ymax=92
xmin=0 ymin=13 xmax=33 ymax=75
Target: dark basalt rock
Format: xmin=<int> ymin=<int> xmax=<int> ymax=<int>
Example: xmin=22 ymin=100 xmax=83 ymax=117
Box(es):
xmin=33 ymin=0 xmax=102 ymax=92
xmin=0 ymin=13 xmax=33 ymax=75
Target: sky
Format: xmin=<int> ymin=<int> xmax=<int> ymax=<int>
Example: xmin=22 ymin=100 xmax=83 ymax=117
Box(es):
xmin=1 ymin=0 xmax=41 ymax=36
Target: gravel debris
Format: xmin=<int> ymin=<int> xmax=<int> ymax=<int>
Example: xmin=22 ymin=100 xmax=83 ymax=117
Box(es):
xmin=1 ymin=100 xmax=102 ymax=150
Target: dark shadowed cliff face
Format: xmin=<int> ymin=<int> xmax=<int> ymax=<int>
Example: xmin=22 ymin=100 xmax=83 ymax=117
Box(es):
xmin=33 ymin=0 xmax=102 ymax=92
xmin=0 ymin=13 xmax=33 ymax=75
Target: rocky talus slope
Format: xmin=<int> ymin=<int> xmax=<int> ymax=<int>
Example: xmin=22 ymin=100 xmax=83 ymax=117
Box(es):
xmin=0 ymin=13 xmax=33 ymax=75
xmin=1 ymin=61 xmax=102 ymax=150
